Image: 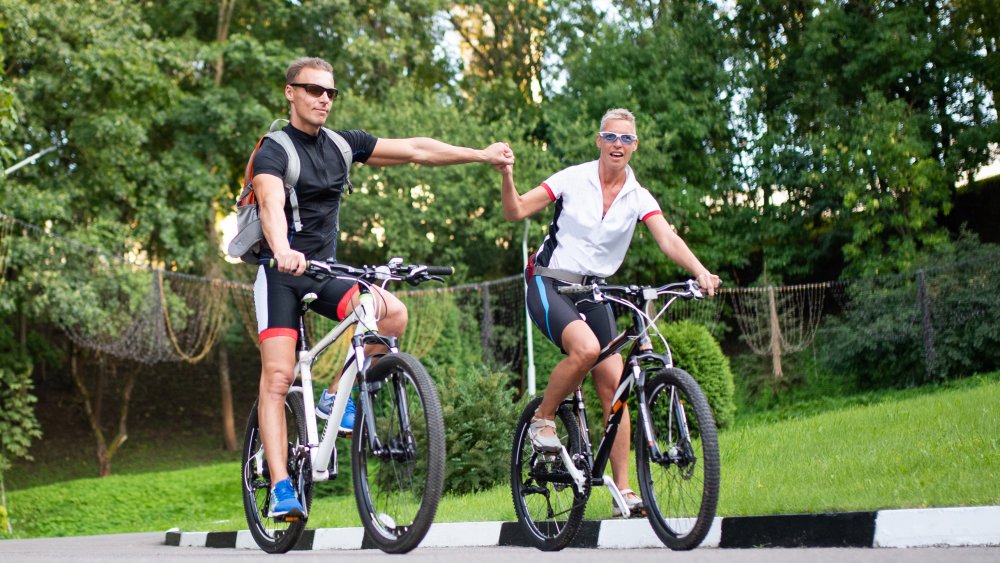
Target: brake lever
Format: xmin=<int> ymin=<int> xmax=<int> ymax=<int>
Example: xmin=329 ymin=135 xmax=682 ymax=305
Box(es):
xmin=686 ymin=279 xmax=704 ymax=299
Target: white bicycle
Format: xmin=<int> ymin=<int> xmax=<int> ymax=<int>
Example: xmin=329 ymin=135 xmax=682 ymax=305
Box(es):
xmin=241 ymin=258 xmax=451 ymax=553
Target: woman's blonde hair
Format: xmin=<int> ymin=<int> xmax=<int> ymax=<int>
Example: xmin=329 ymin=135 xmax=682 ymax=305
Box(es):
xmin=599 ymin=108 xmax=636 ymax=131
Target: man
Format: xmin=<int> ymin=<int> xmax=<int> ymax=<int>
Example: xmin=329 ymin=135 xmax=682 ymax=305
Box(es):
xmin=254 ymin=57 xmax=514 ymax=518
xmin=495 ymin=108 xmax=719 ymax=516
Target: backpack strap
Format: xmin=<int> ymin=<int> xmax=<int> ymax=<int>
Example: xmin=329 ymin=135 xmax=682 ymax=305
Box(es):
xmin=263 ymin=130 xmax=303 ymax=232
xmin=321 ymin=127 xmax=354 ymax=194
xmin=243 ymin=121 xmax=355 ymax=236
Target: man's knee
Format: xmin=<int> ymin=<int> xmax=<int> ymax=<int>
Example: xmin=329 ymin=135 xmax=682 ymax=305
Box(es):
xmin=380 ymin=295 xmax=408 ymax=335
xmin=260 ymin=363 xmax=294 ymax=397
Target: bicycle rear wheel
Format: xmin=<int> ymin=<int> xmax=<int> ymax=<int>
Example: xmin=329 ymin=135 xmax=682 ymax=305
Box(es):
xmin=241 ymin=389 xmax=313 ymax=554
xmin=351 ymin=353 xmax=445 ymax=553
xmin=510 ymin=396 xmax=590 ymax=551
xmin=635 ymin=368 xmax=720 ymax=550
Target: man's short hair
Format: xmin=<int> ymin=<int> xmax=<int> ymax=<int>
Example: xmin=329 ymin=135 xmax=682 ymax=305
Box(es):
xmin=285 ymin=57 xmax=334 ymax=84
xmin=599 ymin=108 xmax=636 ymax=131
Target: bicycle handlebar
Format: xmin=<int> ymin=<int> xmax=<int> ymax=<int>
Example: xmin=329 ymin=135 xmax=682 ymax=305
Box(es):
xmin=556 ymin=279 xmax=712 ymax=302
xmin=267 ymin=258 xmax=454 ymax=286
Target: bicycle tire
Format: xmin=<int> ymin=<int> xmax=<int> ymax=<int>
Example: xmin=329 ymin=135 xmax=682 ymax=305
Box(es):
xmin=241 ymin=389 xmax=313 ymax=554
xmin=510 ymin=396 xmax=590 ymax=551
xmin=351 ymin=353 xmax=445 ymax=553
xmin=635 ymin=367 xmax=720 ymax=550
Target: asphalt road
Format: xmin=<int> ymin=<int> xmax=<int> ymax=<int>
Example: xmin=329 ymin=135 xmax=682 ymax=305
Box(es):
xmin=0 ymin=532 xmax=997 ymax=563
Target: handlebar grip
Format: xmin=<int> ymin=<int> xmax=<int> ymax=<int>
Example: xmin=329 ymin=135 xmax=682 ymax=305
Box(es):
xmin=556 ymin=285 xmax=593 ymax=296
xmin=268 ymin=258 xmax=314 ymax=269
xmin=425 ymin=265 xmax=454 ymax=276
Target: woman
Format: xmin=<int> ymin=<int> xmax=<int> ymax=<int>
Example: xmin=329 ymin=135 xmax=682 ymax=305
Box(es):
xmin=496 ymin=108 xmax=721 ymax=516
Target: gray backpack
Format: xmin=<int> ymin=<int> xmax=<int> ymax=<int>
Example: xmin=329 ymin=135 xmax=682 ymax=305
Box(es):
xmin=227 ymin=119 xmax=354 ymax=263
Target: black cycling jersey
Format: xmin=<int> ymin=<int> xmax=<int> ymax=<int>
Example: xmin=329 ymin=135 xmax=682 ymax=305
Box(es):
xmin=252 ymin=124 xmax=377 ymax=261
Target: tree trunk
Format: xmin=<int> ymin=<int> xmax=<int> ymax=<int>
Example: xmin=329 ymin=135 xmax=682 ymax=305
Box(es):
xmin=210 ymin=0 xmax=239 ymax=452
xmin=218 ymin=344 xmax=238 ymax=451
xmin=1 ymin=476 xmax=11 ymax=533
xmin=70 ymin=347 xmax=137 ymax=477
xmin=214 ymin=0 xmax=238 ymax=87
xmin=768 ymin=286 xmax=783 ymax=380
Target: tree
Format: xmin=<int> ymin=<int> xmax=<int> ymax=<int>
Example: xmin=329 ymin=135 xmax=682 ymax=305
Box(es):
xmin=731 ymin=0 xmax=999 ymax=279
xmin=547 ymin=0 xmax=745 ymax=284
xmin=449 ymin=0 xmax=549 ymax=109
xmin=0 ymin=325 xmax=41 ymax=532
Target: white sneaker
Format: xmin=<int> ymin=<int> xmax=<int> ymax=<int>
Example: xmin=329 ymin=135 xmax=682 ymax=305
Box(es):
xmin=612 ymin=488 xmax=645 ymax=517
xmin=527 ymin=417 xmax=561 ymax=453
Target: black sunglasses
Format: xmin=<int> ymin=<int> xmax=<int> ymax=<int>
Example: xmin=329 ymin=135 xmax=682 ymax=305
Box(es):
xmin=289 ymin=83 xmax=339 ymax=100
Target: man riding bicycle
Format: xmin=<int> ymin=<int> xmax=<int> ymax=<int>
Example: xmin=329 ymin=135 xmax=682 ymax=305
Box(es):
xmin=252 ymin=56 xmax=514 ymax=518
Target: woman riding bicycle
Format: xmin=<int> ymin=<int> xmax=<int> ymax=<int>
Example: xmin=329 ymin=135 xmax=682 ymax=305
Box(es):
xmin=495 ymin=107 xmax=720 ymax=516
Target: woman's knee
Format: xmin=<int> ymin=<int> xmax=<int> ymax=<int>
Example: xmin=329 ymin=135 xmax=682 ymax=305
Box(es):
xmin=564 ymin=337 xmax=600 ymax=367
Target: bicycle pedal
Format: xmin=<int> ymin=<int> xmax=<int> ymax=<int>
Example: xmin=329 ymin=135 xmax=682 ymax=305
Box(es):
xmin=274 ymin=512 xmax=307 ymax=523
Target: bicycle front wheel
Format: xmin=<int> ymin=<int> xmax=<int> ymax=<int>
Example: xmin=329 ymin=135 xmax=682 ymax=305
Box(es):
xmin=351 ymin=353 xmax=445 ymax=553
xmin=241 ymin=389 xmax=312 ymax=554
xmin=635 ymin=367 xmax=720 ymax=550
xmin=510 ymin=396 xmax=589 ymax=551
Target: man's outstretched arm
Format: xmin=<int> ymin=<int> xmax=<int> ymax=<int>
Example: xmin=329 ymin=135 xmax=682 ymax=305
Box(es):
xmin=366 ymin=138 xmax=513 ymax=168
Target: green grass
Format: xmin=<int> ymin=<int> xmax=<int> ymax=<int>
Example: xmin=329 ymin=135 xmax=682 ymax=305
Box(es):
xmin=3 ymin=372 xmax=998 ymax=538
xmin=718 ymin=375 xmax=1000 ymax=515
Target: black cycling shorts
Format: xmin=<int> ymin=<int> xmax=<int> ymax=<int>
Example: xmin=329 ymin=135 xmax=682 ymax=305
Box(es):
xmin=254 ymin=265 xmax=358 ymax=342
xmin=525 ymin=271 xmax=616 ymax=353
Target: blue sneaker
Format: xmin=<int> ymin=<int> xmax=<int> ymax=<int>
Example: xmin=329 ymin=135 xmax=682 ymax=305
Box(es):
xmin=315 ymin=389 xmax=336 ymax=420
xmin=315 ymin=389 xmax=355 ymax=434
xmin=339 ymin=395 xmax=356 ymax=433
xmin=268 ymin=478 xmax=304 ymax=519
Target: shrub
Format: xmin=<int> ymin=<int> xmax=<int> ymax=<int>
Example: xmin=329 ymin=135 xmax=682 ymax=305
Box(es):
xmin=657 ymin=320 xmax=736 ymax=428
xmin=437 ymin=365 xmax=526 ymax=493
xmin=0 ymin=323 xmax=42 ymax=475
xmin=821 ymin=236 xmax=1000 ymax=388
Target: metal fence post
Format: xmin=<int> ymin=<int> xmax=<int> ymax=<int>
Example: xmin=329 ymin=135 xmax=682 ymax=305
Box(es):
xmin=917 ymin=269 xmax=936 ymax=380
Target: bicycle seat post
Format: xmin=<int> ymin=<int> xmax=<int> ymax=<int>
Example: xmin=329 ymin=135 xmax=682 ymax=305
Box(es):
xmin=298 ymin=292 xmax=318 ymax=350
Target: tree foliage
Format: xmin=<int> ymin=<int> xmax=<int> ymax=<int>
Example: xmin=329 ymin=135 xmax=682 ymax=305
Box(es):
xmin=0 ymin=1 xmax=997 ymax=477
xmin=0 ymin=323 xmax=41 ymax=474
xmin=732 ymin=0 xmax=999 ymax=279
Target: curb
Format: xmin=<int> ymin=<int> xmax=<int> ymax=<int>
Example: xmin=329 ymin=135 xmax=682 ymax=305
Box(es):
xmin=165 ymin=505 xmax=1000 ymax=550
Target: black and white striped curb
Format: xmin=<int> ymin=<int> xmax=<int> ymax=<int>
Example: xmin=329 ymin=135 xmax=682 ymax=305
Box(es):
xmin=165 ymin=505 xmax=1000 ymax=550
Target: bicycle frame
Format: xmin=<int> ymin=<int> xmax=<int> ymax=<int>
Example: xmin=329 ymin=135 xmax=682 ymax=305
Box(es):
xmin=557 ymin=283 xmax=698 ymax=515
xmin=291 ymin=283 xmax=399 ymax=483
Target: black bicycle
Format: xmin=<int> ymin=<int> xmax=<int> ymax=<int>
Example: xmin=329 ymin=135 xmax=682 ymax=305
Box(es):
xmin=510 ymin=279 xmax=720 ymax=551
xmin=241 ymin=258 xmax=451 ymax=553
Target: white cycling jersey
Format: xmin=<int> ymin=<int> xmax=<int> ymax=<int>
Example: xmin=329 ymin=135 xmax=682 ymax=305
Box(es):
xmin=534 ymin=161 xmax=662 ymax=278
